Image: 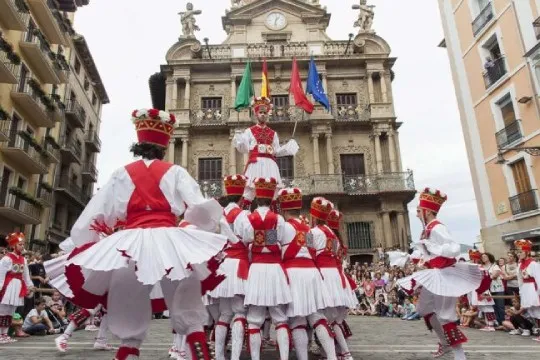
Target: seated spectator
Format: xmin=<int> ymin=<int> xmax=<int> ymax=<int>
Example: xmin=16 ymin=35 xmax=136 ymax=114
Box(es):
xmin=9 ymin=313 xmax=28 ymax=338
xmin=459 ymin=306 xmax=478 ymax=328
xmin=401 ymin=298 xmax=419 ymax=320
xmin=504 ymin=297 xmax=534 ymax=336
xmin=374 ymin=294 xmax=388 ymax=317
xmin=22 ymin=298 xmax=59 ymax=336
xmin=388 ymin=301 xmax=402 ymax=318
xmin=46 ymin=291 xmax=68 ymax=326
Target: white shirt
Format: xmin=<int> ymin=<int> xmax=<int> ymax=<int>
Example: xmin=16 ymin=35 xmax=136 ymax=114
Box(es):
xmin=239 ymin=207 xmax=286 ymax=250
xmin=23 ymin=309 xmax=48 ymax=330
xmin=414 ymin=221 xmax=460 ymax=261
xmin=281 ymin=220 xmax=313 ymax=259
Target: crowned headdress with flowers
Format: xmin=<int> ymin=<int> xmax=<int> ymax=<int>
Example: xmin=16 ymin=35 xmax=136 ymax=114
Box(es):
xmin=131 ymin=108 xmax=177 ymax=148
xmin=418 ymin=187 xmax=447 ymax=214
xmin=251 ymin=96 xmax=273 ymax=114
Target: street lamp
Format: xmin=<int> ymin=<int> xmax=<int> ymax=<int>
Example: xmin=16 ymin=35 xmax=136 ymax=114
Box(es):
xmin=203 ymin=37 xmax=212 ymax=59
xmin=344 ymin=33 xmax=354 ymax=55
xmin=495 ymin=146 xmax=540 ymax=165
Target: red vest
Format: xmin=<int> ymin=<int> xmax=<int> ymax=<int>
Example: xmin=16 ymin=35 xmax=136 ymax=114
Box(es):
xmin=224 ymin=206 xmax=249 ymax=280
xmin=314 ymin=225 xmax=346 ymax=288
xmin=246 ymin=125 xmax=277 ymax=170
xmin=420 ymin=220 xmax=441 ymax=240
xmin=283 ymin=218 xmax=314 ymax=264
xmin=0 ymin=253 xmax=28 ymax=299
xmin=124 ymin=160 xmax=175 ymax=229
xmin=248 ymin=210 xmax=280 ymax=263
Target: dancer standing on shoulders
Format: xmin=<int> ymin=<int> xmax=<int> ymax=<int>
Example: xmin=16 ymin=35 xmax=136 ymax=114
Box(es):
xmin=64 ymin=108 xmax=228 ymax=360
xmin=0 ymin=233 xmax=35 ymax=344
xmin=397 ymin=188 xmax=483 ymax=360
xmin=514 ymin=239 xmax=540 ymax=342
xmin=233 ymin=97 xmax=299 ymax=207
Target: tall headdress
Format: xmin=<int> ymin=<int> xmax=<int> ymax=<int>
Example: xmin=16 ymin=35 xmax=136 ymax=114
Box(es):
xmin=327 ymin=209 xmax=343 ymax=230
xmin=223 ymin=175 xmax=247 ymax=196
xmin=278 ymin=188 xmax=302 ymax=211
xmin=418 ymin=187 xmax=447 ymax=214
xmin=310 ymin=197 xmax=334 ymax=221
xmin=6 ymin=232 xmax=25 ymax=248
xmin=514 ymin=239 xmax=533 ymax=252
xmin=251 ymin=96 xmax=272 ymax=114
xmin=253 ymin=177 xmax=277 ymax=199
xmin=131 ymin=108 xmax=177 ymax=148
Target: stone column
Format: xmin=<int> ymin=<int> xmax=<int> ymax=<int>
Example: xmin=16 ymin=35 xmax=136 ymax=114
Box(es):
xmin=373 ymin=131 xmax=383 ymax=173
xmin=312 ymin=133 xmax=321 ymax=175
xmin=367 ymin=72 xmax=375 ymax=103
xmin=382 ymin=211 xmax=393 ymax=249
xmin=322 ymin=72 xmax=328 ymax=97
xmin=380 ymin=71 xmax=388 ymax=102
xmin=231 ymin=75 xmax=237 ymax=108
xmin=172 ymin=78 xmax=178 ymax=109
xmin=184 ymin=77 xmax=191 ymax=109
xmin=325 ymin=133 xmax=334 ymax=174
xmin=229 ymin=131 xmax=237 ymax=174
xmin=394 ymin=131 xmax=403 ymax=171
xmin=167 ymin=139 xmax=176 ymax=164
xmin=397 ymin=211 xmax=406 ymax=250
xmin=165 ymin=80 xmax=174 ymax=110
xmin=388 ymin=130 xmax=397 ymax=172
xmin=181 ymin=136 xmax=189 ymax=168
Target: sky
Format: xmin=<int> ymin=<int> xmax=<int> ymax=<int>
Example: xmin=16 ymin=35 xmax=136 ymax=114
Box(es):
xmin=73 ymin=0 xmax=481 ymax=245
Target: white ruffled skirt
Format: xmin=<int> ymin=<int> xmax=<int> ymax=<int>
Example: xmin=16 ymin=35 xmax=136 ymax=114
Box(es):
xmin=244 ymin=263 xmax=291 ymax=307
xmin=397 ymin=262 xmax=483 ymax=297
xmin=319 ymin=268 xmax=351 ymax=308
xmin=285 ymin=267 xmax=330 ymax=317
xmin=520 ymin=282 xmax=540 ymax=309
xmin=68 ymin=227 xmax=227 ymax=286
xmin=0 ymin=279 xmax=26 ymax=307
xmin=208 ymin=258 xmax=246 ymax=298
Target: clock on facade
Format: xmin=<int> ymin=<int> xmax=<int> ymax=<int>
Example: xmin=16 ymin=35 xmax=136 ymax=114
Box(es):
xmin=265 ymin=12 xmax=287 ymax=30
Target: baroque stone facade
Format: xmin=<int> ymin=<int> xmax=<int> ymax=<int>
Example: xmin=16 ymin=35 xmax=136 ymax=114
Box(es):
xmin=159 ymin=0 xmax=415 ymax=261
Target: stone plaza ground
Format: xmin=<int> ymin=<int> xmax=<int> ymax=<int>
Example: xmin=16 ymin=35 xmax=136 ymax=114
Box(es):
xmin=0 ymin=317 xmax=538 ymax=359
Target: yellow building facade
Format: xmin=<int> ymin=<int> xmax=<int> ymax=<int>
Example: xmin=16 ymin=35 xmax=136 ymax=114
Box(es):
xmin=438 ymin=0 xmax=540 ymax=255
xmin=0 ymin=0 xmax=107 ymax=252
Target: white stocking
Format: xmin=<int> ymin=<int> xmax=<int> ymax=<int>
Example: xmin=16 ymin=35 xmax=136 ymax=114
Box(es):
xmin=332 ymin=323 xmax=350 ymax=356
xmin=230 ymin=319 xmax=245 ymax=360
xmin=248 ymin=327 xmax=261 ymax=360
xmin=315 ymin=325 xmax=337 ymax=360
xmin=429 ymin=315 xmax=447 ymax=346
xmin=292 ymin=328 xmax=309 ymax=360
xmin=275 ymin=326 xmax=290 ymax=360
xmin=214 ymin=323 xmax=228 ymax=360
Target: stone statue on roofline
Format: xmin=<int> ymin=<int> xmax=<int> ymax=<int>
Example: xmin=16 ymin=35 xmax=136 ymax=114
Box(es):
xmin=353 ymin=0 xmax=376 ymax=33
xmin=179 ymin=2 xmax=202 ymax=38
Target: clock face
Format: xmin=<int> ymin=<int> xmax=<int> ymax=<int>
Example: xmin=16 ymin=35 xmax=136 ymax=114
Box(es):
xmin=266 ymin=12 xmax=287 ymax=30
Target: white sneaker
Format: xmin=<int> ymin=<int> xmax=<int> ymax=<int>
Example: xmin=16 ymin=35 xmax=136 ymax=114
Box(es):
xmin=85 ymin=324 xmax=99 ymax=331
xmin=522 ymin=330 xmax=531 ymax=336
xmin=0 ymin=335 xmax=13 ymax=344
xmin=94 ymin=338 xmax=114 ymax=350
xmin=55 ymin=335 xmax=68 ymax=352
xmin=509 ymin=329 xmax=522 ymax=335
xmin=532 ymin=327 xmax=540 ymax=335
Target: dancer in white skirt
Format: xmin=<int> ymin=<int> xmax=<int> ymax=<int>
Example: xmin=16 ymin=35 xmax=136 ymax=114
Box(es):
xmin=233 ymin=97 xmax=299 ymax=206
xmin=65 ymin=108 xmax=228 ymax=360
xmin=212 ymin=175 xmax=251 ymax=360
xmin=0 ymin=233 xmax=34 ymax=344
xmin=514 ymin=239 xmax=540 ymax=342
xmin=397 ymin=188 xmax=483 ymax=360
xmin=466 ymin=250 xmax=496 ymax=336
xmin=277 ymin=188 xmax=337 ymax=360
xmin=327 ymin=209 xmax=358 ymax=359
xmin=239 ymin=177 xmax=292 ymax=360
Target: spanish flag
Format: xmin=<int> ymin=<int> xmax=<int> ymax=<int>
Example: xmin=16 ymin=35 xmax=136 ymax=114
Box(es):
xmin=261 ymin=58 xmax=270 ymax=98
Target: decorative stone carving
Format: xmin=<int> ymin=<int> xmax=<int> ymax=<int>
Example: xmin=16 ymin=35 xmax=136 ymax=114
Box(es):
xmin=190 ymin=149 xmax=230 ymax=178
xmin=179 ymin=2 xmax=202 ymax=39
xmin=333 ymin=145 xmax=375 ymax=175
xmin=294 ymin=147 xmax=307 ymax=177
xmin=352 ymin=0 xmax=375 ymax=34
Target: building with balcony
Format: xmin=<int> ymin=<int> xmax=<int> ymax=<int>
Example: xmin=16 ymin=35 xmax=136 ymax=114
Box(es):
xmin=0 ymin=0 xmax=107 ymax=252
xmin=153 ymin=0 xmax=416 ymax=262
xmin=438 ymin=0 xmax=540 ymax=255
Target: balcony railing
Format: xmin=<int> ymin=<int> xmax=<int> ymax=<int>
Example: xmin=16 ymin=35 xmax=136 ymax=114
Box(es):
xmin=495 ymin=120 xmax=522 ymax=149
xmin=483 ymin=57 xmax=507 ymax=89
xmin=198 ymin=179 xmax=223 ymax=198
xmin=0 ymin=179 xmax=42 ymax=224
xmin=190 ymin=108 xmax=229 ymax=126
xmin=60 ymin=136 xmax=82 ymax=161
xmin=82 ymin=162 xmax=98 ymax=182
xmin=0 ymin=50 xmax=20 ymax=84
xmin=510 ymin=189 xmax=539 ymax=215
xmin=2 ymin=129 xmax=50 ymax=174
xmin=55 ymin=175 xmax=90 ymax=205
xmin=37 ymin=186 xmax=53 ymax=206
xmin=65 ymin=99 xmax=86 ymax=128
xmin=0 ymin=118 xmax=9 ymax=141
xmin=333 ymin=104 xmax=370 ymax=122
xmin=270 ymin=105 xmax=306 ymax=123
xmin=472 ymin=1 xmax=494 ymax=36
xmin=19 ymin=29 xmax=61 ymax=84
xmin=84 ymin=130 xmax=101 ymax=152
xmin=0 ymin=0 xmax=30 ymax=31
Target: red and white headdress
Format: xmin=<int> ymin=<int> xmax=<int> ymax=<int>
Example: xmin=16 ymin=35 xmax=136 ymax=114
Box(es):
xmin=223 ymin=175 xmax=247 ymax=196
xmin=418 ymin=187 xmax=447 ymax=214
xmin=6 ymin=232 xmax=25 ymax=248
xmin=468 ymin=249 xmax=481 ymax=262
xmin=278 ymin=188 xmax=302 ymax=211
xmin=310 ymin=197 xmax=334 ymax=221
xmin=131 ymin=108 xmax=177 ymax=148
xmin=251 ymin=96 xmax=272 ymax=114
xmin=514 ymin=239 xmax=533 ymax=252
xmin=327 ymin=209 xmax=343 ymax=230
xmin=253 ymin=177 xmax=277 ymax=199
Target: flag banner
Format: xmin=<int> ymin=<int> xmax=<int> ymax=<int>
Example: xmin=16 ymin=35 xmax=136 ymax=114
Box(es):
xmin=289 ymin=58 xmax=314 ymax=114
xmin=234 ymin=61 xmax=254 ymax=111
xmin=261 ymin=58 xmax=270 ymax=98
xmin=306 ymin=57 xmax=330 ymax=111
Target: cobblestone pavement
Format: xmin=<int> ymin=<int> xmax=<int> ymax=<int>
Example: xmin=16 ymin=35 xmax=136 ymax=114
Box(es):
xmin=1 ymin=317 xmax=539 ymax=359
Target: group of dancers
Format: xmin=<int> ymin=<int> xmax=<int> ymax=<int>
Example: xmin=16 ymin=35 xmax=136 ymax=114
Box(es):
xmin=0 ymin=95 xmax=539 ymax=360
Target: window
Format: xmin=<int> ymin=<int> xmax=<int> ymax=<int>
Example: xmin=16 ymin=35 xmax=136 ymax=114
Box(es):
xmin=340 ymin=154 xmax=365 ymax=176
xmin=52 ymin=85 xmax=58 ymax=95
xmin=472 ymin=0 xmax=494 ymax=36
xmin=26 ymin=20 xmax=36 ymax=42
xmin=92 ymin=93 xmax=97 ymax=106
xmin=198 ymin=158 xmax=222 ymax=180
xmin=346 ymin=222 xmax=373 ymax=249
xmin=276 ymin=156 xmax=294 ymax=181
xmin=83 ymin=77 xmax=90 ymax=91
xmin=0 ymin=167 xmax=13 ymax=206
xmin=495 ymin=94 xmax=521 ymax=148
xmin=372 ymin=73 xmax=383 ymax=103
xmin=509 ymin=159 xmax=538 ymax=215
xmin=482 ymin=35 xmax=506 ymax=88
xmin=74 ymin=57 xmax=81 ymax=74
xmin=201 ymin=97 xmax=222 ymax=110
xmin=271 ymin=95 xmax=289 ymax=108
xmin=336 ymin=93 xmax=357 ymax=107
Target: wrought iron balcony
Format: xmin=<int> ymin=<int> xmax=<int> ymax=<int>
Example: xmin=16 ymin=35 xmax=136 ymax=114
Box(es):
xmin=333 ymin=104 xmax=370 ymax=122
xmin=495 ymin=120 xmax=522 ymax=149
xmin=0 ymin=50 xmax=19 ymax=84
xmin=190 ymin=108 xmax=229 ymax=126
xmin=59 ymin=136 xmax=82 ymax=164
xmin=54 ymin=175 xmax=90 ymax=206
xmin=65 ymin=99 xmax=86 ymax=128
xmin=11 ymin=78 xmax=55 ymax=127
xmin=84 ymin=130 xmax=101 ymax=152
xmin=26 ymin=0 xmax=66 ymax=45
xmin=0 ymin=117 xmax=9 ymax=142
xmin=472 ymin=1 xmax=494 ymax=36
xmin=81 ymin=162 xmax=98 ymax=183
xmin=510 ymin=189 xmax=539 ymax=215
xmin=36 ymin=185 xmax=53 ymax=207
xmin=1 ymin=129 xmax=50 ymax=174
xmin=41 ymin=137 xmax=60 ymax=163
xmin=0 ymin=0 xmax=30 ymax=31
xmin=19 ymin=30 xmax=61 ymax=84
xmin=198 ymin=179 xmax=223 ymax=198
xmin=0 ymin=181 xmax=41 ymax=225
xmin=483 ymin=57 xmax=507 ymax=89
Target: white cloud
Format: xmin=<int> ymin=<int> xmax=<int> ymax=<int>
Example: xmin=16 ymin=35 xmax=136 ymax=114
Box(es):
xmin=74 ymin=0 xmax=480 ymax=244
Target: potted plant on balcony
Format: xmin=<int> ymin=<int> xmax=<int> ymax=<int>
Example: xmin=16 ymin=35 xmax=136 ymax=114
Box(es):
xmin=8 ymin=186 xmax=44 ymax=209
xmin=45 ymin=135 xmax=61 ymax=150
xmin=15 ymin=0 xmax=30 ymax=14
xmin=40 ymin=182 xmax=53 ymax=192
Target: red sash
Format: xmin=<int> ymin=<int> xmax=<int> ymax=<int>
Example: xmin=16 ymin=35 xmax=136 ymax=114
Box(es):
xmin=124 ymin=160 xmax=176 ymax=229
xmin=226 ymin=207 xmax=243 ymax=224
xmin=314 ymin=226 xmax=345 ymax=288
xmin=248 ymin=211 xmax=279 ymax=252
xmin=421 ymin=220 xmax=441 ymax=240
xmin=244 ymin=125 xmax=277 ymax=171
xmin=283 ymin=219 xmax=311 ymax=262
xmin=425 ymin=256 xmax=456 ymax=269
xmin=224 ymin=206 xmax=249 ymax=279
xmin=0 ymin=253 xmax=28 ymax=299
xmin=523 ymin=277 xmax=538 ymax=290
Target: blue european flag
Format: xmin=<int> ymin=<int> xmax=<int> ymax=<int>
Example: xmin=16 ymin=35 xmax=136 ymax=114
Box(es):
xmin=306 ymin=57 xmax=330 ymax=111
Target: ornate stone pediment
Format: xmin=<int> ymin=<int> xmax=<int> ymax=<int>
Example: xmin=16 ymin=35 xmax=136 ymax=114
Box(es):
xmin=166 ymin=39 xmax=202 ymax=62
xmin=222 ymin=0 xmax=329 ymax=31
xmin=353 ymin=32 xmax=391 ymax=55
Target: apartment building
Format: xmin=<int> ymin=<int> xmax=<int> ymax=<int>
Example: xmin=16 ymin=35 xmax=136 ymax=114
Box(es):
xmin=0 ymin=0 xmax=107 ymax=252
xmin=438 ymin=0 xmax=540 ymax=255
